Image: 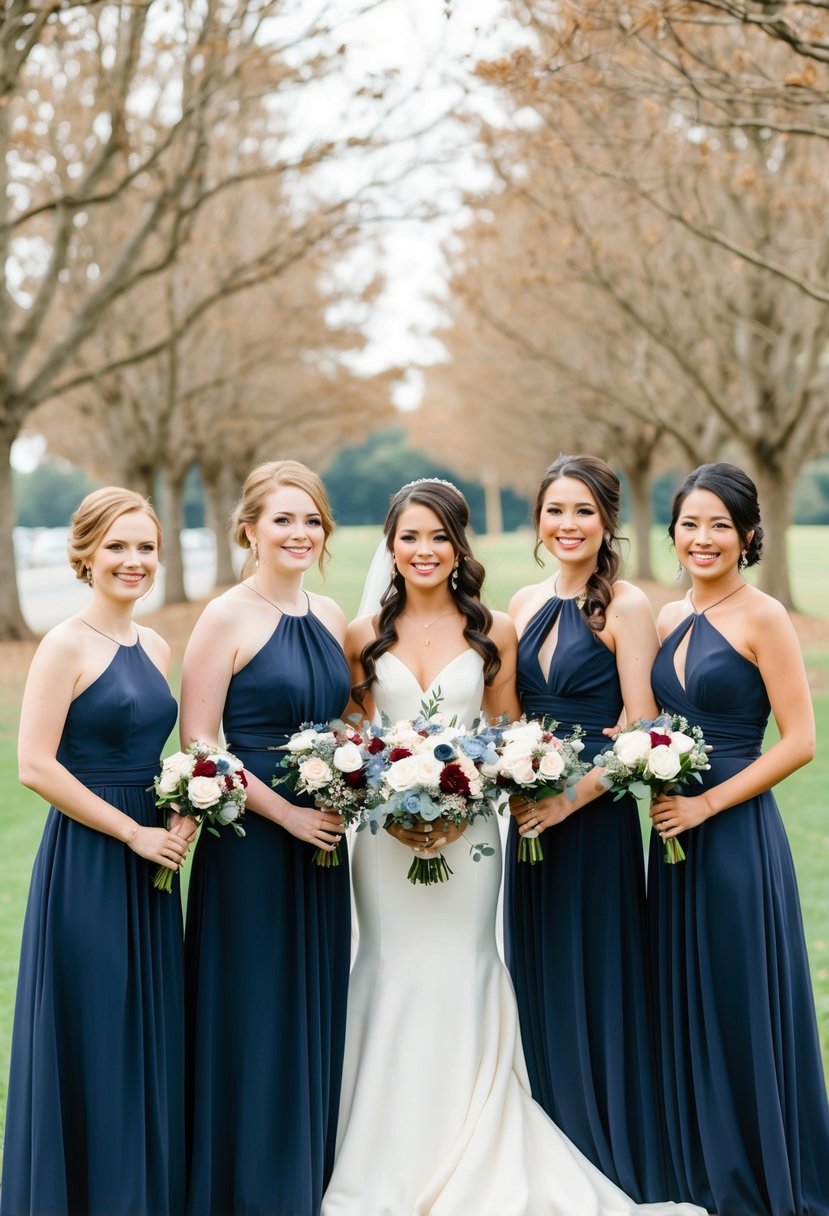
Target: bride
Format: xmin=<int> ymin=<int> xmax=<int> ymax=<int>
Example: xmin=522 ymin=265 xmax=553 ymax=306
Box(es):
xmin=321 ymin=478 xmax=704 ymax=1216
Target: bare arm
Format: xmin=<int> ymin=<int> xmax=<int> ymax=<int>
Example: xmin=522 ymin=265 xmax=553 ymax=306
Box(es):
xmin=18 ymin=629 xmax=188 ymax=870
xmin=180 ymin=600 xmax=343 ymax=849
xmin=653 ymin=596 xmax=815 ymax=840
xmin=482 ymin=612 xmax=522 ymax=723
xmin=513 ymin=583 xmax=660 ymax=833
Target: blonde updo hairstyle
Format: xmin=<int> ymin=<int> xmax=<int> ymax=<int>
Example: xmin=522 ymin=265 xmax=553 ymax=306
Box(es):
xmin=233 ymin=460 xmax=334 ymax=579
xmin=68 ymin=486 xmax=163 ymax=582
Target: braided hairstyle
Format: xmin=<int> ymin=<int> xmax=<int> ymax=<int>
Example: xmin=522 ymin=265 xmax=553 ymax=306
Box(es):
xmin=668 ymin=463 xmax=763 ymax=567
xmin=533 ymin=454 xmax=622 ymax=634
xmin=354 ymin=480 xmax=501 ymax=708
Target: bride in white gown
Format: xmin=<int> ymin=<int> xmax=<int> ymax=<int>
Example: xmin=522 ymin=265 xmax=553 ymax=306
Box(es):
xmin=321 ymin=479 xmax=704 ymax=1216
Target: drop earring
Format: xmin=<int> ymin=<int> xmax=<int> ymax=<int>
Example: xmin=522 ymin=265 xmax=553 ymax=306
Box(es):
xmin=738 ymin=551 xmax=747 ymax=570
xmin=451 ymin=560 xmax=459 ymax=592
xmin=675 ymin=561 xmax=685 ymax=583
xmin=251 ymin=541 xmax=259 ymax=568
xmin=391 ymin=559 xmax=398 ymax=579
xmin=86 ymin=567 xmax=93 ymax=587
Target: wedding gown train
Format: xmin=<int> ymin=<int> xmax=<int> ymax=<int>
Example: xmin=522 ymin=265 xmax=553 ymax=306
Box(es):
xmin=322 ymin=649 xmax=704 ymax=1216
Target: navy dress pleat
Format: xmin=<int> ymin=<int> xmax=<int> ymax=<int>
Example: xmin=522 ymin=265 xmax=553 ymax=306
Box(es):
xmin=1 ymin=641 xmax=183 ymax=1216
xmin=184 ymin=611 xmax=352 ymax=1216
xmin=504 ymin=596 xmax=670 ymax=1201
xmin=648 ymin=611 xmax=829 ymax=1216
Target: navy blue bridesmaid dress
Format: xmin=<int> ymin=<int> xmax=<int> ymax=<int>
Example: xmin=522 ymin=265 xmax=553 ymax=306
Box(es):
xmin=648 ymin=610 xmax=829 ymax=1216
xmin=184 ymin=608 xmax=352 ymax=1216
xmin=504 ymin=595 xmax=669 ymax=1201
xmin=1 ymin=639 xmax=183 ymax=1216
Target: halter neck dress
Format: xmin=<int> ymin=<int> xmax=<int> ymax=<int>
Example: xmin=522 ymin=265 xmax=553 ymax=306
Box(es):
xmin=505 ymin=595 xmax=670 ymax=1201
xmin=1 ymin=639 xmax=183 ymax=1216
xmin=648 ymin=609 xmax=829 ymax=1216
xmin=184 ymin=606 xmax=352 ymax=1216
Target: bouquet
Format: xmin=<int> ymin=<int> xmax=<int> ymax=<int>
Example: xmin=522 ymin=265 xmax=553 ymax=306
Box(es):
xmin=489 ymin=717 xmax=589 ymax=863
xmin=151 ymin=741 xmax=247 ymax=892
xmin=593 ymin=713 xmax=710 ymax=863
xmin=274 ymin=718 xmax=387 ymax=867
xmin=369 ymin=692 xmax=498 ymax=885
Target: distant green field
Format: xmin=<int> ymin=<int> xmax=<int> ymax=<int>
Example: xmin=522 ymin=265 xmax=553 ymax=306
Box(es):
xmin=1 ymin=524 xmax=827 ymax=1150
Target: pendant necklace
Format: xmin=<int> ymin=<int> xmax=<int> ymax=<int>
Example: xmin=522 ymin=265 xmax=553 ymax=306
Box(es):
xmin=403 ymin=608 xmax=457 ymax=646
xmin=689 ymin=581 xmax=746 ymax=616
xmin=553 ymin=576 xmax=588 ymax=609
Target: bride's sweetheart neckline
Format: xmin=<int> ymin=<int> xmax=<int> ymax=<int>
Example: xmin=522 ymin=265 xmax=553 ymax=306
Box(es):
xmin=380 ymin=648 xmax=481 ymax=695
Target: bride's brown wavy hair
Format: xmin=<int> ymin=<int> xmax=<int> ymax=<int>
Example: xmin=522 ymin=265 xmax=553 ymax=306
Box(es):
xmin=354 ymin=481 xmax=501 ymax=708
xmin=533 ymin=454 xmax=622 ymax=634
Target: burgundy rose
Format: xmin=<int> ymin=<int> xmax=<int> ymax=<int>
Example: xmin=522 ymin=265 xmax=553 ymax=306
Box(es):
xmin=388 ymin=747 xmax=412 ymax=762
xmin=238 ymin=770 xmax=248 ymax=788
xmin=366 ymin=736 xmax=386 ymax=755
xmin=439 ymin=764 xmax=471 ymax=797
xmin=649 ymin=731 xmax=672 ymax=749
xmin=224 ymin=775 xmax=235 ymax=792
xmin=193 ymin=758 xmax=217 ymax=777
xmin=344 ymin=769 xmax=366 ymax=788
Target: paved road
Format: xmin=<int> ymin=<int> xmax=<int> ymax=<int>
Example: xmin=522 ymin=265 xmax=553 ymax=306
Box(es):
xmin=18 ymin=550 xmax=218 ymax=632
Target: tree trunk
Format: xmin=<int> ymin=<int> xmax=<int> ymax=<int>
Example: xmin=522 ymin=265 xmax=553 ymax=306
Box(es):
xmin=161 ymin=466 xmax=188 ymax=605
xmin=0 ymin=420 xmax=32 ymax=639
xmin=749 ymin=460 xmax=795 ymax=609
xmin=626 ymin=469 xmax=654 ymax=581
xmin=481 ymin=465 xmax=503 ymax=537
xmin=202 ymin=462 xmax=238 ymax=586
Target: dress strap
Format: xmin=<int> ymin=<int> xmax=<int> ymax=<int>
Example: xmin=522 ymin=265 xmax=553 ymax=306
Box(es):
xmin=79 ymin=619 xmax=137 ymax=646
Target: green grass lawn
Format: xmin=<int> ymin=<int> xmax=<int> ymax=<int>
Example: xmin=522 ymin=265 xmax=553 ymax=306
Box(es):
xmin=1 ymin=524 xmax=827 ymax=1147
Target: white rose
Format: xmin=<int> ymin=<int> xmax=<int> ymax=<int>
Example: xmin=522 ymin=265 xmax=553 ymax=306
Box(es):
xmin=669 ymin=731 xmax=695 ymax=756
xmin=188 ymin=775 xmax=222 ymax=809
xmin=286 ymin=729 xmax=324 ymax=753
xmin=646 ymin=745 xmax=682 ymax=781
xmin=214 ymin=801 xmax=241 ymax=825
xmin=612 ymin=729 xmax=653 ymax=767
xmin=501 ymin=753 xmax=537 ymax=786
xmin=414 ymin=753 xmax=444 ymax=788
xmin=385 ymin=724 xmax=424 ymax=752
xmin=480 ymin=760 xmax=501 ymax=779
xmin=163 ymin=751 xmax=194 ymax=779
xmin=158 ymin=768 xmax=183 ymax=795
xmin=298 ymin=757 xmax=333 ymax=791
xmin=384 ymin=755 xmax=422 ymax=793
xmin=501 ymin=721 xmax=543 ymax=748
xmin=333 ymin=742 xmax=363 ymax=773
xmin=538 ymin=749 xmax=565 ymax=781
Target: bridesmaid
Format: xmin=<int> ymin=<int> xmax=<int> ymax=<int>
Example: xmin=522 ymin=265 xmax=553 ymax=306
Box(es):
xmin=504 ymin=453 xmax=671 ymax=1201
xmin=1 ymin=487 xmax=188 ymax=1216
xmin=182 ymin=460 xmax=351 ymax=1216
xmin=648 ymin=462 xmax=829 ymax=1216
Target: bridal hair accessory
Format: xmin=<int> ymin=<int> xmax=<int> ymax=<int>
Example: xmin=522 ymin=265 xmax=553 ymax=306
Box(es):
xmin=399 ymin=477 xmax=465 ymax=499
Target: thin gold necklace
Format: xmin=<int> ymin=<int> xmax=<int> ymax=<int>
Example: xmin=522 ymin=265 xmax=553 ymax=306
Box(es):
xmin=553 ymin=576 xmax=588 ymax=609
xmin=690 ymin=581 xmax=746 ymax=615
xmin=402 ymin=608 xmax=457 ymax=646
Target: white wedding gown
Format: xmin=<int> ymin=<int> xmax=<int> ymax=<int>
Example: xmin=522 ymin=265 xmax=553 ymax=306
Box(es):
xmin=322 ymin=650 xmax=704 ymax=1216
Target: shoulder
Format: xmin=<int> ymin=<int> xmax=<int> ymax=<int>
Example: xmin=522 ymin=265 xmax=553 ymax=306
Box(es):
xmin=31 ymin=618 xmax=87 ymax=669
xmin=742 ymin=586 xmax=796 ymax=645
xmin=190 ymin=585 xmax=252 ymax=636
xmin=508 ymin=578 xmax=553 ymax=629
xmin=656 ymin=594 xmax=691 ymax=638
xmin=607 ymin=580 xmax=656 ymax=621
xmin=135 ymin=624 xmax=171 ymax=669
xmin=346 ymin=613 xmax=377 ymax=659
xmin=308 ymin=592 xmax=347 ymax=644
xmin=487 ymin=609 xmax=517 ymax=648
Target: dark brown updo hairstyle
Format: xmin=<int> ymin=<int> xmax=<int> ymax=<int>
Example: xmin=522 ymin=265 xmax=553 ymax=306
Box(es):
xmin=354 ymin=480 xmax=501 ymax=707
xmin=232 ymin=460 xmax=334 ymax=579
xmin=533 ymin=454 xmax=622 ymax=634
xmin=68 ymin=486 xmax=162 ymax=581
xmin=668 ymin=463 xmax=763 ymax=568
